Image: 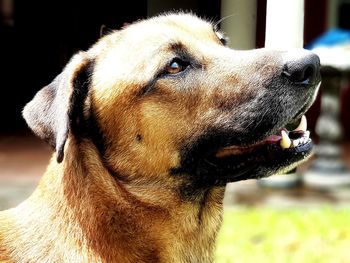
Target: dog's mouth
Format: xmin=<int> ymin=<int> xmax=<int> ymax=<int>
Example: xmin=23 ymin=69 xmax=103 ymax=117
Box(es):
xmin=194 ymin=113 xmax=315 ymax=186
xmin=216 ymin=115 xmax=311 ymax=158
xmin=173 ymin=114 xmax=314 ymax=190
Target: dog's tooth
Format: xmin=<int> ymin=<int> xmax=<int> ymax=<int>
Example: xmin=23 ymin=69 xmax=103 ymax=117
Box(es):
xmin=292 ymin=139 xmax=300 ymax=147
xmin=300 ymin=138 xmax=306 ymax=145
xmin=294 ymin=115 xmax=307 ymax=132
xmin=304 ymin=130 xmax=310 ymax=139
xmin=280 ymin=130 xmax=291 ymax=149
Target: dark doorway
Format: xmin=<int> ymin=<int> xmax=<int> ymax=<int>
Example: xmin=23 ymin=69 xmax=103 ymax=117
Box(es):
xmin=0 ymin=0 xmax=148 ymax=132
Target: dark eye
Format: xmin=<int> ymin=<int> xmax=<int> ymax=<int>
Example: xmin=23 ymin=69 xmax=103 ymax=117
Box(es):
xmin=165 ymin=58 xmax=189 ymax=75
xmin=219 ymin=36 xmax=228 ymax=46
xmin=214 ymin=30 xmax=229 ymax=46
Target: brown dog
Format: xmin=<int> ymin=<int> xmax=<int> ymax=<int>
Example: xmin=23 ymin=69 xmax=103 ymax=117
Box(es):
xmin=0 ymin=13 xmax=320 ymax=262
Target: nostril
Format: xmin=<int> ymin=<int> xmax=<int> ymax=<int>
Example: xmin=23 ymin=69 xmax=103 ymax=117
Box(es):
xmin=282 ymin=63 xmax=316 ymax=84
xmin=282 ymin=51 xmax=320 ymax=85
xmin=302 ymin=65 xmax=315 ymax=83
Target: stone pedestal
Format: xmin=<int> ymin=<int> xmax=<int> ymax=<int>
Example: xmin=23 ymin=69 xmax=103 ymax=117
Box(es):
xmin=303 ymin=66 xmax=350 ymax=188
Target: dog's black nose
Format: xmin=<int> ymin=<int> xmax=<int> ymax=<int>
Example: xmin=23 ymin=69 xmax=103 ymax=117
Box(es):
xmin=282 ymin=50 xmax=320 ymax=85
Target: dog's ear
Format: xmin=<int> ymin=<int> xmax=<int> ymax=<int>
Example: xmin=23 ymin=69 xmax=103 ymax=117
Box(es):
xmin=23 ymin=52 xmax=92 ymax=163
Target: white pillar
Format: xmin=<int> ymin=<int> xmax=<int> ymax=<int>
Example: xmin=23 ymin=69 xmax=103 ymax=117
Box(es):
xmin=265 ymin=0 xmax=304 ymax=49
xmin=221 ymin=0 xmax=257 ymax=50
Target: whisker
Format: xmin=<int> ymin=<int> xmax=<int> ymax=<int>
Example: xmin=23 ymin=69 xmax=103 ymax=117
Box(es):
xmin=214 ymin=14 xmax=236 ymax=30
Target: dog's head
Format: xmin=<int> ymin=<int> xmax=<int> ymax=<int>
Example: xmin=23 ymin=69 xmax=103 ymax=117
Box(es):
xmin=23 ymin=13 xmax=321 ymax=197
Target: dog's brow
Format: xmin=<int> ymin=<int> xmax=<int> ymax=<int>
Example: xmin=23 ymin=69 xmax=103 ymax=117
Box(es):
xmin=169 ymin=42 xmax=186 ymax=52
xmin=167 ymin=42 xmax=194 ymax=61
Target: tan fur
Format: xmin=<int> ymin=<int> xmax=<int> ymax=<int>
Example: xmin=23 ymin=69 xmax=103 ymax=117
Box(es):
xmin=0 ymin=137 xmax=224 ymax=262
xmin=0 ymin=13 xmax=319 ymax=262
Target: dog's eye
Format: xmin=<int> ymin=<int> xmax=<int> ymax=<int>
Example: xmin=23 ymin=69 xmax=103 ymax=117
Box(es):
xmin=165 ymin=59 xmax=189 ymax=75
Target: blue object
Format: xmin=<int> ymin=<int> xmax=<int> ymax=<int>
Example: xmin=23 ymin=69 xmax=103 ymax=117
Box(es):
xmin=306 ymin=28 xmax=350 ymax=49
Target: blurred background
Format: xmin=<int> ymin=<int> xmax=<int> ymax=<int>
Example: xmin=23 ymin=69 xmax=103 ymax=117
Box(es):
xmin=0 ymin=0 xmax=350 ymax=262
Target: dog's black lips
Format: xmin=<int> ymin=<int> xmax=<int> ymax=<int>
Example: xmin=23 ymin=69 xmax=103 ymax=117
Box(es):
xmin=171 ymin=114 xmax=313 ymax=195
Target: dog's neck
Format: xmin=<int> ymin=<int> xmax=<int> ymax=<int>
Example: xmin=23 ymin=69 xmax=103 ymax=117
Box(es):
xmin=4 ymin=139 xmax=225 ymax=263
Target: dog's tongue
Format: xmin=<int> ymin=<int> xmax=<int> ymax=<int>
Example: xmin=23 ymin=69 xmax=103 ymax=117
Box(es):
xmin=265 ymin=134 xmax=282 ymax=142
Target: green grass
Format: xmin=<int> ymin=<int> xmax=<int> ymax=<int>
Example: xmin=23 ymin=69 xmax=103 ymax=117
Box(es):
xmin=215 ymin=207 xmax=350 ymax=263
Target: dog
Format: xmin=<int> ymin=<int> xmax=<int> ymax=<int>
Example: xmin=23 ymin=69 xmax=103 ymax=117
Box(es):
xmin=0 ymin=13 xmax=320 ymax=262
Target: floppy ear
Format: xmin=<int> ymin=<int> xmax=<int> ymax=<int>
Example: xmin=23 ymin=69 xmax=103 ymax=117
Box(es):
xmin=23 ymin=52 xmax=91 ymax=163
